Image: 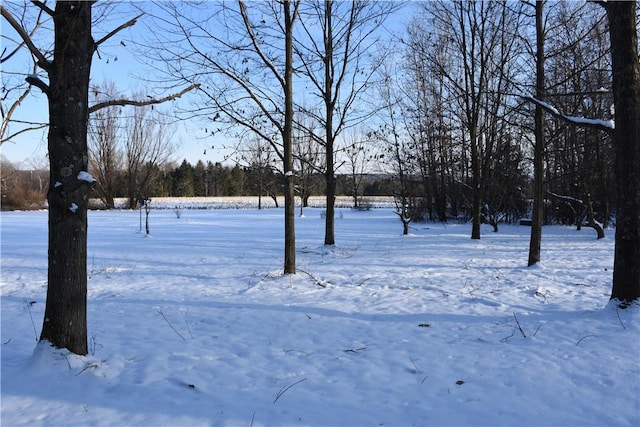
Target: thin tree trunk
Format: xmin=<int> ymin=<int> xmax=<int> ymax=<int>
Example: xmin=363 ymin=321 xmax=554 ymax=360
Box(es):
xmin=470 ymin=125 xmax=481 ymax=240
xmin=323 ymin=0 xmax=336 ymax=246
xmin=283 ymin=0 xmax=296 ymax=274
xmin=528 ymin=0 xmax=545 ymax=267
xmin=40 ymin=2 xmax=94 ymax=355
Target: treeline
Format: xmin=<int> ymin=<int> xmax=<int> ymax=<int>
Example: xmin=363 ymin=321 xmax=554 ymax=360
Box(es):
xmin=91 ymin=158 xmax=415 ymax=207
xmin=1 ymin=150 xmax=613 ymax=229
xmin=0 ymin=158 xmax=49 ymax=210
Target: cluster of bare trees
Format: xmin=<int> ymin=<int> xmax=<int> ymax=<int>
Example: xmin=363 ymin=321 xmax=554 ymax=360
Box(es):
xmin=88 ymin=82 xmax=177 ymax=208
xmin=141 ymin=0 xmax=399 ymax=270
xmin=1 ymin=0 xmax=638 ymax=356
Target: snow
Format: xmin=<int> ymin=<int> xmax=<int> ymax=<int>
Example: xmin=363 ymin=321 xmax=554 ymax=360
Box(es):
xmin=69 ymin=203 xmax=78 ymax=213
xmin=534 ymin=98 xmax=560 ymax=115
xmin=1 ymin=208 xmax=639 ymax=426
xmin=564 ymin=115 xmax=615 ymax=130
xmin=527 ymin=96 xmax=615 ymax=130
xmin=285 ymin=171 xmax=294 ymax=177
xmin=77 ymin=171 xmax=96 ymax=183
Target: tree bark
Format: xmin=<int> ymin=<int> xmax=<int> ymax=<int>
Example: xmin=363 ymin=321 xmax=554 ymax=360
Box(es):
xmin=528 ymin=0 xmax=545 ymax=266
xmin=323 ymin=0 xmax=336 ymax=246
xmin=470 ymin=126 xmax=482 ymax=240
xmin=605 ymin=2 xmax=640 ymax=303
xmin=40 ymin=2 xmax=94 ymax=355
xmin=283 ymin=0 xmax=296 ymax=274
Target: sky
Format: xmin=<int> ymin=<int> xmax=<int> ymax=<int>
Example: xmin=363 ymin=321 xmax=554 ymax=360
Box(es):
xmin=1 ymin=2 xmax=223 ymax=168
xmin=1 ymin=2 xmax=412 ymax=170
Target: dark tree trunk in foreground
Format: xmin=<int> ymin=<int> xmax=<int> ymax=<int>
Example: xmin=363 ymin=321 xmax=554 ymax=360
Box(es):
xmin=40 ymin=2 xmax=94 ymax=355
xmin=528 ymin=0 xmax=545 ymax=267
xmin=605 ymin=2 xmax=640 ymax=303
xmin=2 ymin=2 xmax=195 ymax=355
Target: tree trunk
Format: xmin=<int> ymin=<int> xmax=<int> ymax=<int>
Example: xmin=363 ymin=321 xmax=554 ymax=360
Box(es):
xmin=323 ymin=0 xmax=336 ymax=246
xmin=605 ymin=2 xmax=640 ymax=303
xmin=325 ymin=171 xmax=336 ymax=244
xmin=283 ymin=0 xmax=296 ymax=274
xmin=528 ymin=0 xmax=545 ymax=267
xmin=470 ymin=126 xmax=481 ymax=240
xmin=40 ymin=2 xmax=94 ymax=355
xmin=583 ymin=193 xmax=605 ymax=240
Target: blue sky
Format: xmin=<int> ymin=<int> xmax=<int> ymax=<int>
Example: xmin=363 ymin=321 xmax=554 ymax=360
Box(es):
xmin=0 ymin=3 xmax=223 ymax=169
xmin=1 ymin=1 xmax=410 ymax=170
xmin=1 ymin=2 xmax=238 ymax=168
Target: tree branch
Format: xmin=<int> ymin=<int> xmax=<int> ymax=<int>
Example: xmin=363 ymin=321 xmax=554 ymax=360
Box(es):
xmin=1 ymin=124 xmax=48 ymax=145
xmin=523 ymin=95 xmax=615 ymax=135
xmin=26 ymin=75 xmax=49 ymax=94
xmin=1 ymin=5 xmax=50 ymax=70
xmin=31 ymin=0 xmax=54 ymax=16
xmin=88 ymin=83 xmax=200 ymax=114
xmin=95 ymin=12 xmax=144 ymax=47
xmin=238 ymin=1 xmax=285 ymax=89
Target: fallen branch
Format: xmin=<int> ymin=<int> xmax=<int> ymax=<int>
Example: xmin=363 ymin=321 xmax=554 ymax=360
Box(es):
xmin=615 ymin=306 xmax=627 ymax=330
xmin=513 ymin=312 xmax=526 ymax=338
xmin=409 ymin=356 xmax=421 ymax=374
xmin=158 ymin=309 xmax=186 ymax=341
xmin=273 ymin=378 xmax=307 ymax=403
xmin=297 ymin=268 xmax=327 ymax=288
xmin=23 ymin=298 xmax=38 ymax=342
xmin=576 ymin=335 xmax=597 ymax=346
xmin=343 ymin=347 xmax=367 ymax=353
xmin=75 ymin=363 xmax=100 ymax=376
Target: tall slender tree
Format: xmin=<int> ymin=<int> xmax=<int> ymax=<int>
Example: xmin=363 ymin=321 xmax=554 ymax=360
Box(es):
xmin=528 ymin=0 xmax=546 ymax=266
xmin=147 ymin=0 xmax=300 ymax=273
xmin=294 ymin=0 xmax=396 ymax=245
xmin=419 ymin=1 xmax=521 ymax=239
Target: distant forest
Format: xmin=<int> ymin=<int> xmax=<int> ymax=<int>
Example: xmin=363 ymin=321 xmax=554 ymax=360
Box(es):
xmin=1 ymin=154 xmax=611 ymax=232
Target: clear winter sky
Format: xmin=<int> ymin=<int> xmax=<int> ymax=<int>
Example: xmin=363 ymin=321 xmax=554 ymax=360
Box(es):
xmin=1 ymin=2 xmax=410 ymax=169
xmin=1 ymin=2 xmax=218 ymax=168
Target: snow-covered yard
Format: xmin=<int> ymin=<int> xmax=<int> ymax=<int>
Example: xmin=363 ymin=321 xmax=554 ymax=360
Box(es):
xmin=1 ymin=208 xmax=638 ymax=426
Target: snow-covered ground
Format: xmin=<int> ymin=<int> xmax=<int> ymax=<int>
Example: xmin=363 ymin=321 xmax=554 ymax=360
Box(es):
xmin=1 ymin=208 xmax=638 ymax=426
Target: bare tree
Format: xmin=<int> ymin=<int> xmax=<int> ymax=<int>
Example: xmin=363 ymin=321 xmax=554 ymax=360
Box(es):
xmin=527 ymin=0 xmax=546 ymax=266
xmin=342 ymin=130 xmax=379 ymax=209
xmin=293 ymin=118 xmax=323 ymax=215
xmin=523 ymin=1 xmax=639 ymax=303
xmin=1 ymin=2 xmax=197 ymax=355
xmin=402 ymin=18 xmax=461 ymax=223
xmin=147 ymin=0 xmax=300 ymax=274
xmin=419 ymin=1 xmax=523 ymax=239
xmin=376 ymin=60 xmax=413 ymax=235
xmin=1 ymin=1 xmax=108 ymax=355
xmin=294 ymin=0 xmax=397 ymax=245
xmin=88 ymin=81 xmax=123 ymax=209
xmin=238 ymin=137 xmax=279 ymax=209
xmin=123 ymin=103 xmax=176 ymax=208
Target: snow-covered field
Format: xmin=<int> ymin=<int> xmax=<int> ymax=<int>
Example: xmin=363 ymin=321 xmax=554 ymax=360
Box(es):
xmin=90 ymin=196 xmax=397 ymax=210
xmin=1 ymin=208 xmax=638 ymax=426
